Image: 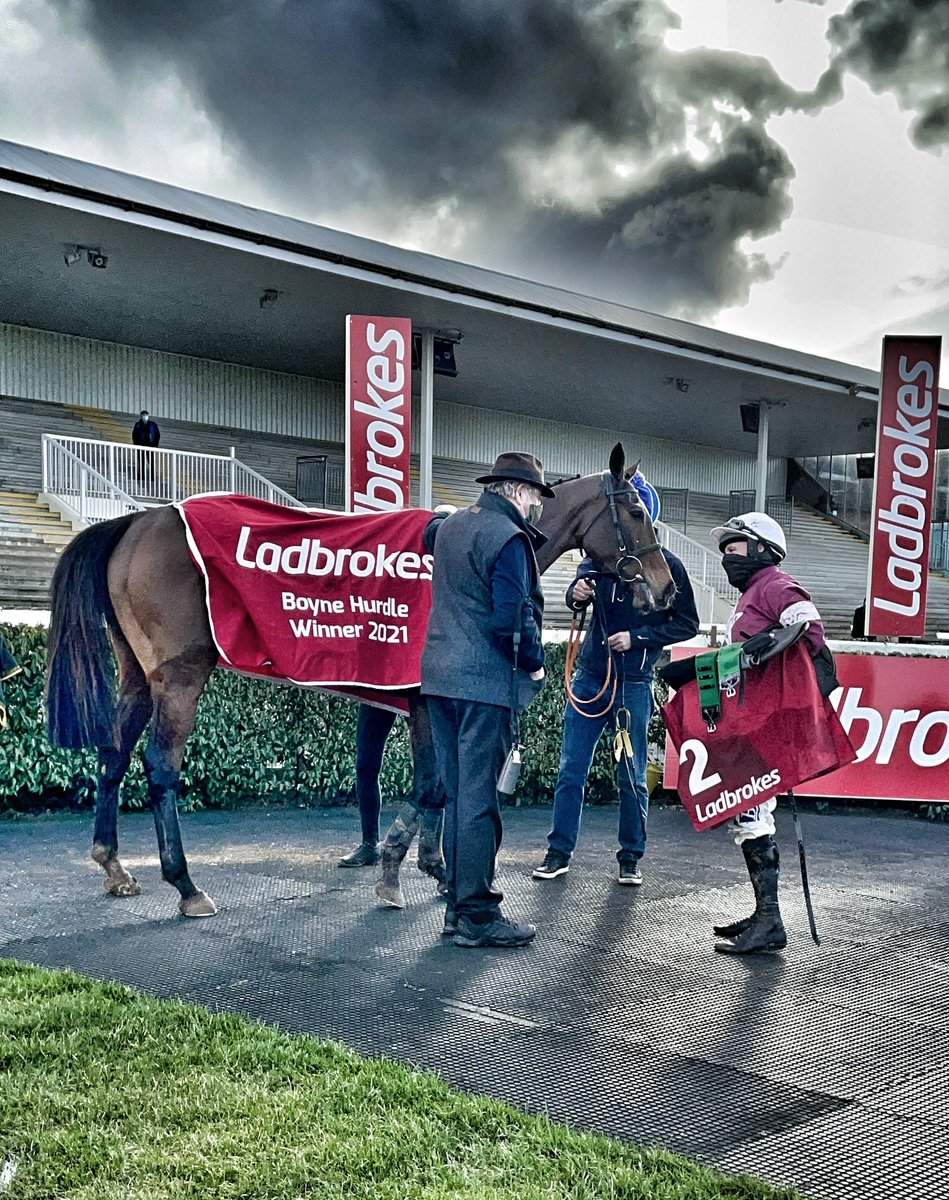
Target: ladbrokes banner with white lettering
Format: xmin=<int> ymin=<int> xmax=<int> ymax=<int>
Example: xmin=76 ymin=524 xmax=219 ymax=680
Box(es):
xmin=866 ymin=335 xmax=942 ymax=638
xmin=663 ymin=642 xmax=855 ymax=831
xmin=795 ymin=651 xmax=948 ymax=802
xmin=176 ymin=494 xmax=433 ymax=710
xmin=346 ymin=315 xmax=412 ymax=513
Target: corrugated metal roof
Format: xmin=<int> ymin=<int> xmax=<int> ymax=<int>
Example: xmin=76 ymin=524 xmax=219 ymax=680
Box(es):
xmin=0 ymin=138 xmax=887 ymax=394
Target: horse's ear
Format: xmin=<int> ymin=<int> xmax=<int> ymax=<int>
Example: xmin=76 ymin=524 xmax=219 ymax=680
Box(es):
xmin=609 ymin=442 xmax=625 ymax=479
xmin=624 ymin=459 xmax=641 ymax=481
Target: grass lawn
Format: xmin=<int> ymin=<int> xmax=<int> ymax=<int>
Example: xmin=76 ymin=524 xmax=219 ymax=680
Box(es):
xmin=0 ymin=960 xmax=799 ymax=1200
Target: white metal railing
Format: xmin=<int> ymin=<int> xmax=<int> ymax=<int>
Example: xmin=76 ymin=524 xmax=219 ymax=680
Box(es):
xmin=41 ymin=436 xmax=144 ymax=526
xmin=657 ymin=520 xmax=738 ymax=624
xmin=42 ymin=435 xmax=303 ymax=524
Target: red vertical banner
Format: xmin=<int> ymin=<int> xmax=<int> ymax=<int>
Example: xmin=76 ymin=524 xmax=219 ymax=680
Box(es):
xmin=345 ymin=316 xmax=413 ymax=513
xmin=866 ymin=336 xmax=942 ymax=638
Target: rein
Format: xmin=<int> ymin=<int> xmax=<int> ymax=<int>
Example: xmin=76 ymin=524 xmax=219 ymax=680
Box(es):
xmin=565 ymin=591 xmax=617 ymax=718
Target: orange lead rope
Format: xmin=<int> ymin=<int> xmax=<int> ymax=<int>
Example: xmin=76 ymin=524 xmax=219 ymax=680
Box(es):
xmin=565 ymin=607 xmax=618 ymax=718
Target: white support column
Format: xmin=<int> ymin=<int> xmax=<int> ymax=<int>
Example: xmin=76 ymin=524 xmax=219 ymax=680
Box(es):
xmin=755 ymin=403 xmax=770 ymax=511
xmin=419 ymin=328 xmax=434 ymax=510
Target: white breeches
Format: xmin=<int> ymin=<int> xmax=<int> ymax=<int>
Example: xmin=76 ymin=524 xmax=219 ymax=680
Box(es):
xmin=731 ymin=798 xmax=777 ymax=846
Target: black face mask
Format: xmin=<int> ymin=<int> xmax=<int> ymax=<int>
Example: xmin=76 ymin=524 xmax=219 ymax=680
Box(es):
xmin=722 ymin=554 xmax=764 ymax=591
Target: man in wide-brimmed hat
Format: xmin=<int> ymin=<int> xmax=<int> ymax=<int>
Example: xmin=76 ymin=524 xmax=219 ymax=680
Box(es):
xmin=421 ymin=452 xmax=553 ymax=948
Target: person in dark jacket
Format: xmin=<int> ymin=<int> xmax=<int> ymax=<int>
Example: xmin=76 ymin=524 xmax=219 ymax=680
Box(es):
xmin=131 ymin=410 xmax=161 ymax=492
xmin=131 ymin=410 xmax=160 ymax=447
xmin=532 ymin=479 xmax=699 ymax=886
xmin=0 ymin=628 xmax=22 ymax=729
xmin=421 ymin=452 xmax=551 ymax=949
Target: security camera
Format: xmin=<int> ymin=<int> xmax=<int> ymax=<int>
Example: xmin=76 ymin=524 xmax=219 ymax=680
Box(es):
xmin=87 ymin=250 xmax=108 ymax=269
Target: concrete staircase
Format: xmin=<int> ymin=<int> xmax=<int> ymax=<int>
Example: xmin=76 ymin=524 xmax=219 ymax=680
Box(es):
xmin=664 ymin=492 xmax=949 ymax=638
xmin=64 ymin=402 xmax=133 ymax=444
xmin=0 ymin=491 xmax=74 ymax=609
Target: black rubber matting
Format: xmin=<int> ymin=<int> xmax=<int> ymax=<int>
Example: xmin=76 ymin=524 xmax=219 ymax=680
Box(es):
xmin=2 ymin=803 xmax=948 ymax=1200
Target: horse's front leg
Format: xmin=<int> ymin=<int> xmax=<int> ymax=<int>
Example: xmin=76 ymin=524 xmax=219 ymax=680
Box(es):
xmin=143 ymin=656 xmax=217 ymax=918
xmin=92 ymin=642 xmax=151 ymax=897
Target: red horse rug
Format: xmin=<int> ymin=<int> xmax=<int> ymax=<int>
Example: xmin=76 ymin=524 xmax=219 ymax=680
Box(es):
xmin=176 ymin=494 xmax=433 ymax=709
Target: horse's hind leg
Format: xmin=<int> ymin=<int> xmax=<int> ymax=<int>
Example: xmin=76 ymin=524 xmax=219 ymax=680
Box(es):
xmin=406 ymin=695 xmax=445 ymax=886
xmin=142 ymin=647 xmax=217 ymax=918
xmin=374 ymin=695 xmax=445 ymax=908
xmin=92 ymin=637 xmax=151 ymax=897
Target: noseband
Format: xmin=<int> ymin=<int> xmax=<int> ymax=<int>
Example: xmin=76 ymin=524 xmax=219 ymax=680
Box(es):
xmin=579 ymin=473 xmax=662 ymax=578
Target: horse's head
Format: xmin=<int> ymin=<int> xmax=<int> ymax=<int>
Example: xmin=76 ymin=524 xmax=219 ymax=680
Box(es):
xmin=537 ymin=443 xmax=676 ymax=611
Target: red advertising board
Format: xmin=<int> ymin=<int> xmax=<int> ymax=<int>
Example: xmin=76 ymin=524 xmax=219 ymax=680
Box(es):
xmin=345 ymin=316 xmax=412 ymax=513
xmin=664 ymin=649 xmax=949 ymax=804
xmin=866 ymin=336 xmax=942 ymax=638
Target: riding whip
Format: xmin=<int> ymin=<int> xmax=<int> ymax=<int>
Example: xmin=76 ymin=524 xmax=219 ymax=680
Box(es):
xmin=788 ymin=788 xmax=820 ymax=946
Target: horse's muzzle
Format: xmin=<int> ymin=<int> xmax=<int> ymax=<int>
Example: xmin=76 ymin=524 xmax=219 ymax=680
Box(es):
xmin=625 ymin=574 xmax=676 ymax=612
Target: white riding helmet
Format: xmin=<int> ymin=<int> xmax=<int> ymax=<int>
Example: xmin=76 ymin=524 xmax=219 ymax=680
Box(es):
xmin=710 ymin=512 xmax=787 ymax=560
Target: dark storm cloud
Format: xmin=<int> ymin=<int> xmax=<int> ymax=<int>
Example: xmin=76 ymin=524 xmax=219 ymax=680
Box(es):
xmin=828 ymin=0 xmax=949 ymax=147
xmin=51 ymin=0 xmax=839 ymax=315
xmin=60 ymin=0 xmax=667 ymax=208
xmin=511 ymin=125 xmax=794 ymax=317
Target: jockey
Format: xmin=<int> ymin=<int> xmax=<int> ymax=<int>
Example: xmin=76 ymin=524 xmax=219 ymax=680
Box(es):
xmin=708 ymin=511 xmax=838 ymax=955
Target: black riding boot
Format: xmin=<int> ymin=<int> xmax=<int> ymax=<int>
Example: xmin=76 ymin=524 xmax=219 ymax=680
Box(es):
xmin=416 ymin=806 xmax=446 ymax=888
xmin=374 ymin=803 xmax=421 ymax=909
xmin=713 ymin=835 xmax=777 ymax=938
xmin=715 ymin=835 xmax=787 ymax=955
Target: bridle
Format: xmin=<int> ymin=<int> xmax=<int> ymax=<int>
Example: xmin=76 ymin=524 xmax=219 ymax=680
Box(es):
xmin=565 ymin=472 xmax=664 ymax=719
xmin=577 ymin=472 xmax=662 ymax=580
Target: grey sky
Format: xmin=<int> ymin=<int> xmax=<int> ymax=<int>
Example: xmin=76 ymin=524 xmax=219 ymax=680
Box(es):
xmin=0 ymin=0 xmax=945 ymax=371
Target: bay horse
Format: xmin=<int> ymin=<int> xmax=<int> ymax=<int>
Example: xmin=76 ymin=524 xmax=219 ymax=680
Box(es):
xmin=46 ymin=442 xmax=674 ymax=916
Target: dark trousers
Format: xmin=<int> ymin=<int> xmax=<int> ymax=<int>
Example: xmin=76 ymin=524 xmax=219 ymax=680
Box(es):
xmin=354 ymin=704 xmax=398 ymax=844
xmin=427 ymin=696 xmax=510 ymax=922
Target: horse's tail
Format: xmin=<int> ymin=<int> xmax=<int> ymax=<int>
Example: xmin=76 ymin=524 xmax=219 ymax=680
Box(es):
xmin=46 ymin=513 xmax=140 ymax=749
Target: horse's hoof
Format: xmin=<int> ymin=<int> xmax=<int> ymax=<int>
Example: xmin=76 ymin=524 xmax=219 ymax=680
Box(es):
xmin=104 ymin=875 xmax=141 ymax=898
xmin=179 ymin=890 xmax=217 ymax=918
xmin=374 ymin=880 xmax=405 ymax=909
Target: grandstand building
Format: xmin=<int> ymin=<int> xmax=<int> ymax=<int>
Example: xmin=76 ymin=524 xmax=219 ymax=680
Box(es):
xmin=1 ymin=139 xmax=947 ymax=633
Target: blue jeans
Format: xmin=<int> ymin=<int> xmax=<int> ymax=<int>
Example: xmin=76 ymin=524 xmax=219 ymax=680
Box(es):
xmin=548 ymin=669 xmax=653 ymax=860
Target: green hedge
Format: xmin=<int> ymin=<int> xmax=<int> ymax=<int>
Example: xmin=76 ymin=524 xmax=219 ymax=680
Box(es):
xmin=0 ymin=624 xmax=670 ymax=815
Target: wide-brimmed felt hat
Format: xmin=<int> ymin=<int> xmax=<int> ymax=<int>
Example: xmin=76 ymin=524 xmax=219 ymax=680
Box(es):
xmin=475 ymin=451 xmax=555 ymax=498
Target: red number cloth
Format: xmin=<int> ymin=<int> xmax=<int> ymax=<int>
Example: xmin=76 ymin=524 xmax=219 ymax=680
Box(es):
xmin=663 ymin=641 xmax=855 ymax=831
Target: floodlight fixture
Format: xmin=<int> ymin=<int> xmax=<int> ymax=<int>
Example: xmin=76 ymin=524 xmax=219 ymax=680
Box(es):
xmin=63 ymin=246 xmax=82 ymax=267
xmin=259 ymin=288 xmax=280 ymax=309
xmin=411 ymin=327 xmax=462 ymax=377
xmin=740 ymin=402 xmax=760 ymax=434
xmin=856 ymin=456 xmax=875 ymax=480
